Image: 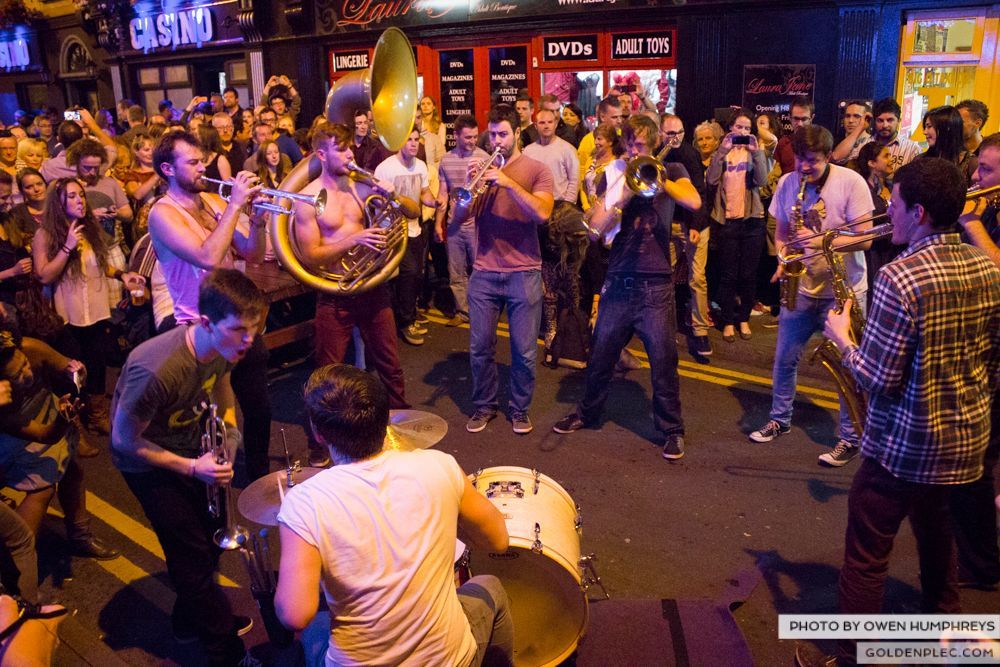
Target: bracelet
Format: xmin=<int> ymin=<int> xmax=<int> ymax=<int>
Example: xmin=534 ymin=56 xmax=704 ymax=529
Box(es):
xmin=189 ymin=460 xmax=196 ymax=478
xmin=60 ymin=245 xmax=72 ymax=254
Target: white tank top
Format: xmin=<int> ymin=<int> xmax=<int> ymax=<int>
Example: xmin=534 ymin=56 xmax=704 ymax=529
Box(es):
xmin=152 ymin=195 xmax=234 ymax=324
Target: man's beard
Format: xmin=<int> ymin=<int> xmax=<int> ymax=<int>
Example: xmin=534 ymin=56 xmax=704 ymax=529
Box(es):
xmin=80 ymin=174 xmax=99 ymax=187
xmin=179 ymin=174 xmax=208 ymax=194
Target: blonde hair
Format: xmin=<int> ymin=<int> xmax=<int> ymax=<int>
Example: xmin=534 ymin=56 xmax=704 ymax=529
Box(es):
xmin=16 ymin=138 xmax=47 ymax=164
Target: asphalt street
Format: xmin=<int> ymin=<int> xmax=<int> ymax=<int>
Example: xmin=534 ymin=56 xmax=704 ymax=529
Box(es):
xmin=27 ymin=308 xmax=999 ymax=666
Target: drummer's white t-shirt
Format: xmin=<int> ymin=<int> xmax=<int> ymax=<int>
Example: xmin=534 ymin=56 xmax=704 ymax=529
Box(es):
xmin=277 ymin=448 xmax=477 ymax=667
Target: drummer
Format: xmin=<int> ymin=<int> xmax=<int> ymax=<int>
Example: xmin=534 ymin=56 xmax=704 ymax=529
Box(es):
xmin=274 ymin=363 xmax=514 ymax=666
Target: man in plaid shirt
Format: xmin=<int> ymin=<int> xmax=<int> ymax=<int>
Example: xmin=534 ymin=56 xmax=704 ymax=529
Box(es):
xmin=798 ymin=158 xmax=1000 ymax=667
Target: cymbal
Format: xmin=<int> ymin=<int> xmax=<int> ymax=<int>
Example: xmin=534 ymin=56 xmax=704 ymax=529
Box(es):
xmin=237 ymin=466 xmax=324 ymax=525
xmin=384 ymin=409 xmax=448 ymax=452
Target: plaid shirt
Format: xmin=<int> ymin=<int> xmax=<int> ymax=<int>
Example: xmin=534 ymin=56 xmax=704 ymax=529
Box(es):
xmin=843 ymin=233 xmax=1000 ymax=484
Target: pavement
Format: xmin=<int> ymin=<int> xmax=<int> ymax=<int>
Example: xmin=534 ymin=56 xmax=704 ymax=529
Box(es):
xmin=22 ymin=308 xmax=999 ymax=666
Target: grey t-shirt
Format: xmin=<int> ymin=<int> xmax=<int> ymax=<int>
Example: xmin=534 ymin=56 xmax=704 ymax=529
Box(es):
xmin=111 ymin=325 xmax=233 ymax=473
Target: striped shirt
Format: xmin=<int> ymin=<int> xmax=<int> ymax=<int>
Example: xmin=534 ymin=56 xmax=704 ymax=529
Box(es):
xmin=843 ymin=233 xmax=1000 ymax=484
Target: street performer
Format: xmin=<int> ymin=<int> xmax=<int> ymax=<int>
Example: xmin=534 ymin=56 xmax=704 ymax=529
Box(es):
xmin=290 ymin=122 xmax=417 ymax=429
xmin=147 ymin=131 xmax=272 ymax=482
xmin=748 ymin=125 xmax=874 ymax=468
xmin=111 ymin=269 xmax=267 ymax=667
xmin=275 ymin=363 xmax=513 ymax=666
xmin=795 ymin=157 xmax=1000 ymax=667
xmin=552 ymin=115 xmax=700 ymax=460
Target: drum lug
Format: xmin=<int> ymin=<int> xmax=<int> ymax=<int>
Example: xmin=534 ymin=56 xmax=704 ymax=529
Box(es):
xmin=472 ymin=469 xmax=482 ymax=489
xmin=531 ymin=469 xmax=540 ymax=495
xmin=486 ymin=481 xmax=524 ymax=499
xmin=575 ymin=503 xmax=583 ymax=531
xmin=579 ymin=553 xmax=610 ymax=600
xmin=531 ymin=522 xmax=543 ymax=554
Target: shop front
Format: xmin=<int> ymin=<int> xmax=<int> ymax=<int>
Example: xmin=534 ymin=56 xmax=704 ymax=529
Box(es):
xmin=116 ymin=0 xmax=251 ymax=115
xmin=0 ymin=24 xmax=47 ymax=120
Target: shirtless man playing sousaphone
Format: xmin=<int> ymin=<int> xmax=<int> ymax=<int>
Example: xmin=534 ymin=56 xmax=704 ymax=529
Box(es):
xmin=290 ymin=122 xmax=418 ymax=438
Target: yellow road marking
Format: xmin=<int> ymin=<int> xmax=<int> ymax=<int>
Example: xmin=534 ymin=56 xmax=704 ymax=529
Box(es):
xmin=424 ymin=310 xmax=842 ymax=410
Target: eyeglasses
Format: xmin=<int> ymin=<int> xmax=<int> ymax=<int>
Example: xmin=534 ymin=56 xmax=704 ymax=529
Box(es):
xmin=662 ymin=131 xmax=684 ymax=138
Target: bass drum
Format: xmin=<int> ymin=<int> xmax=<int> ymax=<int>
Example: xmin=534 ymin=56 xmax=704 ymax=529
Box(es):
xmin=468 ymin=466 xmax=587 ymax=667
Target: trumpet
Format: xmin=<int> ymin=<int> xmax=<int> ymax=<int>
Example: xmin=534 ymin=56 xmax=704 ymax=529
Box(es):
xmin=453 ymin=148 xmax=505 ymax=207
xmin=623 ymin=134 xmax=677 ymax=199
xmin=201 ymin=177 xmax=327 ymax=216
xmin=200 ymin=402 xmax=249 ymax=551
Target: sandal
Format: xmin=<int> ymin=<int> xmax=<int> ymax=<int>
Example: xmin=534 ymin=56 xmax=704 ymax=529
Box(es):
xmin=0 ymin=599 xmax=69 ymax=642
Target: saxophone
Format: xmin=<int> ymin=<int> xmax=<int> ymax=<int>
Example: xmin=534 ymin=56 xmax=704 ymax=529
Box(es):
xmin=780 ymin=176 xmax=808 ymax=311
xmin=809 ymin=229 xmax=868 ymax=438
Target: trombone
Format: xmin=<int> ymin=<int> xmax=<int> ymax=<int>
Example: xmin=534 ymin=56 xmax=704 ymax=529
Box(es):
xmin=201 ymin=177 xmax=327 ymax=216
xmin=779 ymin=181 xmax=1000 ymax=264
xmin=777 ymin=212 xmax=888 ymax=265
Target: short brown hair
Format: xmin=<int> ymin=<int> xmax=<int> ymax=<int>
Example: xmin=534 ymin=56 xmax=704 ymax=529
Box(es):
xmin=791 ymin=125 xmax=834 ymax=157
xmin=198 ymin=268 xmax=268 ymax=324
xmin=66 ymin=138 xmax=106 ymax=167
xmin=311 ymin=122 xmax=352 ymax=151
xmin=152 ymin=130 xmax=201 ymax=179
xmin=622 ymin=115 xmax=658 ymax=147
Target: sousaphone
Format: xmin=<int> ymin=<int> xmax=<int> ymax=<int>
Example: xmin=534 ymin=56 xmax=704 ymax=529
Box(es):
xmin=269 ymin=27 xmax=417 ymax=294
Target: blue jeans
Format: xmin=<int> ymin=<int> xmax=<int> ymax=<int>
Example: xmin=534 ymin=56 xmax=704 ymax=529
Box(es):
xmin=769 ymin=292 xmax=866 ymax=445
xmin=578 ymin=275 xmax=684 ymax=436
xmin=468 ymin=270 xmax=543 ymax=414
xmin=447 ymin=223 xmax=477 ymax=317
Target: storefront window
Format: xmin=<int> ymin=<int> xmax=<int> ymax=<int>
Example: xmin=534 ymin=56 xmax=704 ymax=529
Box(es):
xmin=540 ymin=71 xmax=603 ymax=124
xmin=609 ymin=69 xmax=677 ymax=115
xmin=912 ymin=18 xmax=976 ymax=54
xmin=899 ymin=65 xmax=976 ymax=139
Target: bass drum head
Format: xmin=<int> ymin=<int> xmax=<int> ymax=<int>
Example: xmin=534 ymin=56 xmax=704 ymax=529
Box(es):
xmin=468 ymin=546 xmax=588 ymax=666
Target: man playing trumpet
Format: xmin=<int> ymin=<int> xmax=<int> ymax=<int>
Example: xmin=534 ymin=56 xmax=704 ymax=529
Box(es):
xmin=291 ymin=122 xmax=418 ymax=426
xmin=148 ymin=131 xmax=273 ymax=482
xmin=552 ymin=115 xmax=699 ymax=460
xmin=748 ymin=125 xmax=874 ymax=468
xmin=111 ymin=270 xmax=267 ymax=667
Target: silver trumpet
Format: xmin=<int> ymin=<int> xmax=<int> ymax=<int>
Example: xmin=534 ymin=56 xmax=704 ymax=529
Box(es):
xmin=201 ymin=176 xmax=327 ymax=216
xmin=200 ymin=402 xmax=250 ymax=551
xmin=453 ymin=147 xmax=505 ymax=207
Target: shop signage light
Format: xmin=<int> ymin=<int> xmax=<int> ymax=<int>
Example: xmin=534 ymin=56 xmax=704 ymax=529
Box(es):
xmin=128 ymin=6 xmax=215 ymax=53
xmin=332 ymin=50 xmax=369 ymax=71
xmin=542 ymin=35 xmax=598 ymax=61
xmin=611 ymin=30 xmax=673 ymax=59
xmin=0 ymin=38 xmax=30 ymax=71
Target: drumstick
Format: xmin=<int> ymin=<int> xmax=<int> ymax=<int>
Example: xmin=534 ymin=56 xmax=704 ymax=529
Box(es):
xmin=277 ymin=473 xmax=285 ymax=503
xmin=260 ymin=528 xmax=275 ymax=591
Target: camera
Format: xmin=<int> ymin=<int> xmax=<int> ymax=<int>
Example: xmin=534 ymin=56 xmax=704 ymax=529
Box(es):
xmin=64 ymin=110 xmax=81 ymax=122
xmin=732 ymin=135 xmax=751 ymax=145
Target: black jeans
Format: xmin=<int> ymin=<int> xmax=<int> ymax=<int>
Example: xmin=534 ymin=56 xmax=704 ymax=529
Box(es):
xmin=836 ymin=457 xmax=960 ymax=666
xmin=67 ymin=320 xmax=112 ymax=395
xmin=122 ymin=468 xmax=245 ymax=666
xmin=950 ymin=392 xmax=1000 ymax=585
xmin=393 ymin=230 xmax=428 ymax=328
xmin=578 ymin=275 xmax=683 ymax=437
xmin=158 ymin=317 xmax=272 ymax=482
xmin=715 ymin=217 xmax=765 ymax=326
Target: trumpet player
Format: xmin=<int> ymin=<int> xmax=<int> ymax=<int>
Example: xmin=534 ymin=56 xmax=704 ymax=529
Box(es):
xmin=435 ymin=115 xmax=490 ymax=327
xmin=797 ymin=159 xmax=1000 ymax=667
xmin=148 ymin=131 xmax=273 ymax=482
xmin=291 ymin=122 xmax=417 ymax=429
xmin=452 ymin=105 xmax=554 ymax=435
xmin=749 ymin=125 xmax=873 ymax=469
xmin=552 ymin=115 xmax=699 ymax=460
xmin=111 ymin=270 xmax=268 ymax=667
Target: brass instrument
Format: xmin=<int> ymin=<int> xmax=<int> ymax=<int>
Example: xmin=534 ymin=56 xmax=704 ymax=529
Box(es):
xmin=339 ymin=161 xmax=408 ymax=292
xmin=807 ymin=222 xmax=894 ymax=438
xmin=623 ymin=137 xmax=675 ymax=199
xmin=453 ymin=148 xmax=505 ymax=207
xmin=780 ymin=176 xmax=809 ymax=312
xmin=965 ymin=183 xmax=1000 ymax=208
xmin=200 ymin=402 xmax=250 ymax=551
xmin=268 ymin=27 xmax=418 ymax=294
xmin=201 ymin=177 xmax=327 ymax=216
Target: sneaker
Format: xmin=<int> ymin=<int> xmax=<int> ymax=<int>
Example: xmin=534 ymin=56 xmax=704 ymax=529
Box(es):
xmin=446 ymin=314 xmax=469 ymax=327
xmin=401 ymin=323 xmax=425 ymax=346
xmin=466 ymin=409 xmax=496 ymax=433
xmin=308 ymin=448 xmax=330 ymax=468
xmin=818 ymin=440 xmax=859 ymax=467
xmin=662 ymin=435 xmax=685 ymax=460
xmin=511 ymin=410 xmax=533 ymax=434
xmin=552 ymin=413 xmax=585 ymax=434
xmin=415 ymin=312 xmax=430 ymax=324
xmin=691 ymin=335 xmax=712 ymax=357
xmin=750 ymin=302 xmax=769 ymax=317
xmin=748 ymin=419 xmax=790 ymax=443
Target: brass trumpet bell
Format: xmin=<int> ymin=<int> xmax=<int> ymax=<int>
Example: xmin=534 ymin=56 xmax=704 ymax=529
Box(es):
xmin=624 ymin=155 xmax=668 ymax=199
